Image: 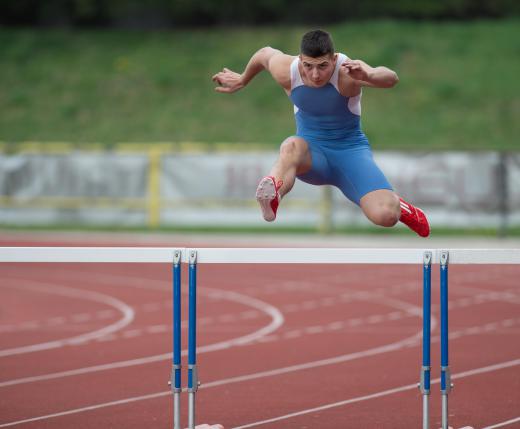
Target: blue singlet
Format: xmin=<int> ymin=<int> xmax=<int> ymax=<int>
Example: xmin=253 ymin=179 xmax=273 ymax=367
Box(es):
xmin=290 ymin=53 xmax=393 ymax=205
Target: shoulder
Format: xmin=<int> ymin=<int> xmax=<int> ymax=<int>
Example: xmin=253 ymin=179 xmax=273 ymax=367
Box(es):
xmin=267 ymin=51 xmax=296 ymax=89
xmin=267 ymin=51 xmax=295 ymax=74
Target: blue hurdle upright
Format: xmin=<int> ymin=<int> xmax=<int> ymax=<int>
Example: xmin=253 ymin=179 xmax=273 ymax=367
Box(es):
xmin=420 ymin=251 xmax=432 ymax=429
xmin=172 ymin=250 xmax=182 ymax=429
xmin=171 ymin=249 xmax=200 ymax=429
xmin=188 ymin=250 xmax=199 ymax=429
xmin=440 ymin=250 xmax=452 ymax=429
xmin=420 ymin=250 xmax=452 ymax=429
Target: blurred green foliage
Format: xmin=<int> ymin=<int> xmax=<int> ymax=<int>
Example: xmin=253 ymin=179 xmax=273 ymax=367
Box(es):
xmin=1 ymin=0 xmax=519 ymax=27
xmin=0 ymin=20 xmax=519 ymax=150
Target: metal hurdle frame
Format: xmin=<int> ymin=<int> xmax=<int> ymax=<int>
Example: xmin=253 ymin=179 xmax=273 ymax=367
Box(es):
xmin=440 ymin=250 xmax=452 ymax=429
xmin=419 ymin=250 xmax=452 ymax=429
xmin=170 ymin=249 xmax=200 ymax=429
xmin=171 ymin=249 xmax=182 ymax=429
xmin=419 ymin=251 xmax=432 ymax=429
xmin=187 ymin=250 xmax=199 ymax=428
xmin=1 ymin=247 xmax=519 ymax=428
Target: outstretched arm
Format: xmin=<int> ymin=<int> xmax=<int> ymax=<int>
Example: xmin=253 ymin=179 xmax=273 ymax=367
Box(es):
xmin=212 ymin=47 xmax=288 ymax=93
xmin=341 ymin=59 xmax=399 ymax=88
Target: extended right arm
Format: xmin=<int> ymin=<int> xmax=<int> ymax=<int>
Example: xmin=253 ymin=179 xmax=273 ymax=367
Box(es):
xmin=212 ymin=47 xmax=290 ymax=93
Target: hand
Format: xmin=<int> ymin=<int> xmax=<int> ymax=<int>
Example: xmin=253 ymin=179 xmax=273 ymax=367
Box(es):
xmin=212 ymin=68 xmax=244 ymax=93
xmin=341 ymin=59 xmax=372 ymax=82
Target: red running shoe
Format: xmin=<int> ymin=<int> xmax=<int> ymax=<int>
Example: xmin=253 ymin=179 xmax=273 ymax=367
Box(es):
xmin=399 ymin=198 xmax=430 ymax=237
xmin=256 ymin=176 xmax=283 ymax=222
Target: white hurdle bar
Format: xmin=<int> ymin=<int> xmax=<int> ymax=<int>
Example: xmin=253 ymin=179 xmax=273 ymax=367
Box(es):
xmin=1 ymin=246 xmax=519 ymax=428
xmin=1 ymin=247 xmax=519 ymax=264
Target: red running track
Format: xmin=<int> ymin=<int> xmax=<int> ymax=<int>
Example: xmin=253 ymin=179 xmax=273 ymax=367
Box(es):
xmin=0 ymin=240 xmax=519 ymax=428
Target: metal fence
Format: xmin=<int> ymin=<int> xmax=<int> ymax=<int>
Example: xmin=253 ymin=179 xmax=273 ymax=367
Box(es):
xmin=0 ymin=143 xmax=518 ymax=233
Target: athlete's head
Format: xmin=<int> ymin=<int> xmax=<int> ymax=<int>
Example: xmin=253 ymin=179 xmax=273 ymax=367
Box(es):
xmin=299 ymin=29 xmax=337 ymax=88
xmin=301 ymin=29 xmax=335 ymax=58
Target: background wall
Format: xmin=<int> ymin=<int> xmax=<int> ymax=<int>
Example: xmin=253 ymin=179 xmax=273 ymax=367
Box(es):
xmin=1 ymin=146 xmax=518 ymax=234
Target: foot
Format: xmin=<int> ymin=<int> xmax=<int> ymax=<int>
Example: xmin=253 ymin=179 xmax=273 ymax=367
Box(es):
xmin=256 ymin=176 xmax=282 ymax=222
xmin=399 ymin=198 xmax=430 ymax=237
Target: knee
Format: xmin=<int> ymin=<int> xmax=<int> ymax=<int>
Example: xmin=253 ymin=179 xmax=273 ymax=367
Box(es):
xmin=363 ymin=196 xmax=400 ymax=227
xmin=279 ymin=138 xmax=306 ymax=160
xmin=368 ymin=207 xmax=400 ymax=227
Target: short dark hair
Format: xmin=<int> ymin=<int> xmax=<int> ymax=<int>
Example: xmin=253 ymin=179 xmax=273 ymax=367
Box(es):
xmin=300 ymin=29 xmax=334 ymax=57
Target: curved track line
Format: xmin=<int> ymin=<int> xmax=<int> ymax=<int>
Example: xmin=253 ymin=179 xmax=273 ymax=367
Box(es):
xmin=0 ymin=281 xmax=134 ymax=357
xmin=0 ymin=284 xmax=421 ymax=387
xmin=0 ymin=286 xmax=283 ymax=387
xmin=0 ymin=295 xmax=428 ymax=427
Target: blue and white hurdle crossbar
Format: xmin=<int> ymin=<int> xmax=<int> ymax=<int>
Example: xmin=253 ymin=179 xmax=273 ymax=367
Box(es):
xmin=1 ymin=247 xmax=519 ymax=429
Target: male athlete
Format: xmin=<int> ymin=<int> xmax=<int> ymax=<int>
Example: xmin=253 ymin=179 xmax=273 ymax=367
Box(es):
xmin=212 ymin=29 xmax=430 ymax=237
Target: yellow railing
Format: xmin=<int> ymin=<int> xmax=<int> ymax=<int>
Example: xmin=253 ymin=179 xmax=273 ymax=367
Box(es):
xmin=0 ymin=142 xmax=334 ymax=230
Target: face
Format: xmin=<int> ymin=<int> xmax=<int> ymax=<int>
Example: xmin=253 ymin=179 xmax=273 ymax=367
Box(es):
xmin=299 ymin=53 xmax=337 ymax=87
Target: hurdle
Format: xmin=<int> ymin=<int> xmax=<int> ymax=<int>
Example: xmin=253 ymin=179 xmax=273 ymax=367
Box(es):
xmin=1 ymin=246 xmax=519 ymax=429
xmin=420 ymin=250 xmax=452 ymax=429
xmin=419 ymin=251 xmax=432 ymax=429
xmin=440 ymin=250 xmax=452 ymax=429
xmin=172 ymin=249 xmax=182 ymax=429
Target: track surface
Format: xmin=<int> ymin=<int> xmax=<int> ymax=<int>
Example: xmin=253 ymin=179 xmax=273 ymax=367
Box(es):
xmin=0 ymin=236 xmax=519 ymax=429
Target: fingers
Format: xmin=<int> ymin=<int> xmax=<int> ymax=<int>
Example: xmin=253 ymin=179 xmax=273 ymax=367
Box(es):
xmin=342 ymin=60 xmax=362 ymax=70
xmin=214 ymin=86 xmax=232 ymax=93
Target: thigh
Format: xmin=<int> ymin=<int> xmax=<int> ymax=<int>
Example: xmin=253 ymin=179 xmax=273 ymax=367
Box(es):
xmin=295 ymin=141 xmax=333 ymax=186
xmin=331 ymin=146 xmax=393 ymax=205
xmin=280 ymin=136 xmax=313 ymax=175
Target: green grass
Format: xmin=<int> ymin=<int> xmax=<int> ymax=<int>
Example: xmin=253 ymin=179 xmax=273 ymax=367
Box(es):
xmin=0 ymin=20 xmax=519 ymax=150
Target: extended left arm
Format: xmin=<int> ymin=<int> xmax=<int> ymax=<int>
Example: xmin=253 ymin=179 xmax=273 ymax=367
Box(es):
xmin=342 ymin=59 xmax=399 ymax=88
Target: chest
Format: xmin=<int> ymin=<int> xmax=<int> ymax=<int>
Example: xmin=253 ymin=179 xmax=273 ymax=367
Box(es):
xmin=290 ymin=84 xmax=348 ymax=115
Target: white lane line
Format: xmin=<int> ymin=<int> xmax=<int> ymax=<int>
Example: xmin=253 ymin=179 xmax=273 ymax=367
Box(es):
xmin=0 ymin=281 xmax=134 ymax=357
xmin=231 ymin=358 xmax=520 ymax=429
xmin=482 ymin=416 xmax=520 ymax=428
xmin=0 ymin=295 xmax=426 ymax=425
xmin=4 ymin=286 xmax=497 ymax=335
xmin=0 ymin=286 xmax=283 ymax=388
xmin=0 ymin=285 xmax=421 ymax=387
xmin=1 ymin=355 xmax=518 ymax=428
xmin=0 ymin=391 xmax=168 ymax=428
xmin=146 ymin=325 xmax=169 ymax=334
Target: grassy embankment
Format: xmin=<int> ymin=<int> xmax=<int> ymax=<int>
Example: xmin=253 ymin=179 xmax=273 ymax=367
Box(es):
xmin=1 ymin=20 xmax=519 ymax=150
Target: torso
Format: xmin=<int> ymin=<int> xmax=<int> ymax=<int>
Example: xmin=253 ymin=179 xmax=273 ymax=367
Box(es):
xmin=286 ymin=53 xmax=365 ymax=142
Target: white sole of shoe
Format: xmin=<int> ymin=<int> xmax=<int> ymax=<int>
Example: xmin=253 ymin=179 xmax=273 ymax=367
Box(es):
xmin=255 ymin=177 xmax=277 ymax=222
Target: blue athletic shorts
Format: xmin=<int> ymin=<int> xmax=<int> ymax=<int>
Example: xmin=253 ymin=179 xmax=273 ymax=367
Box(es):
xmin=296 ymin=137 xmax=393 ymax=205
